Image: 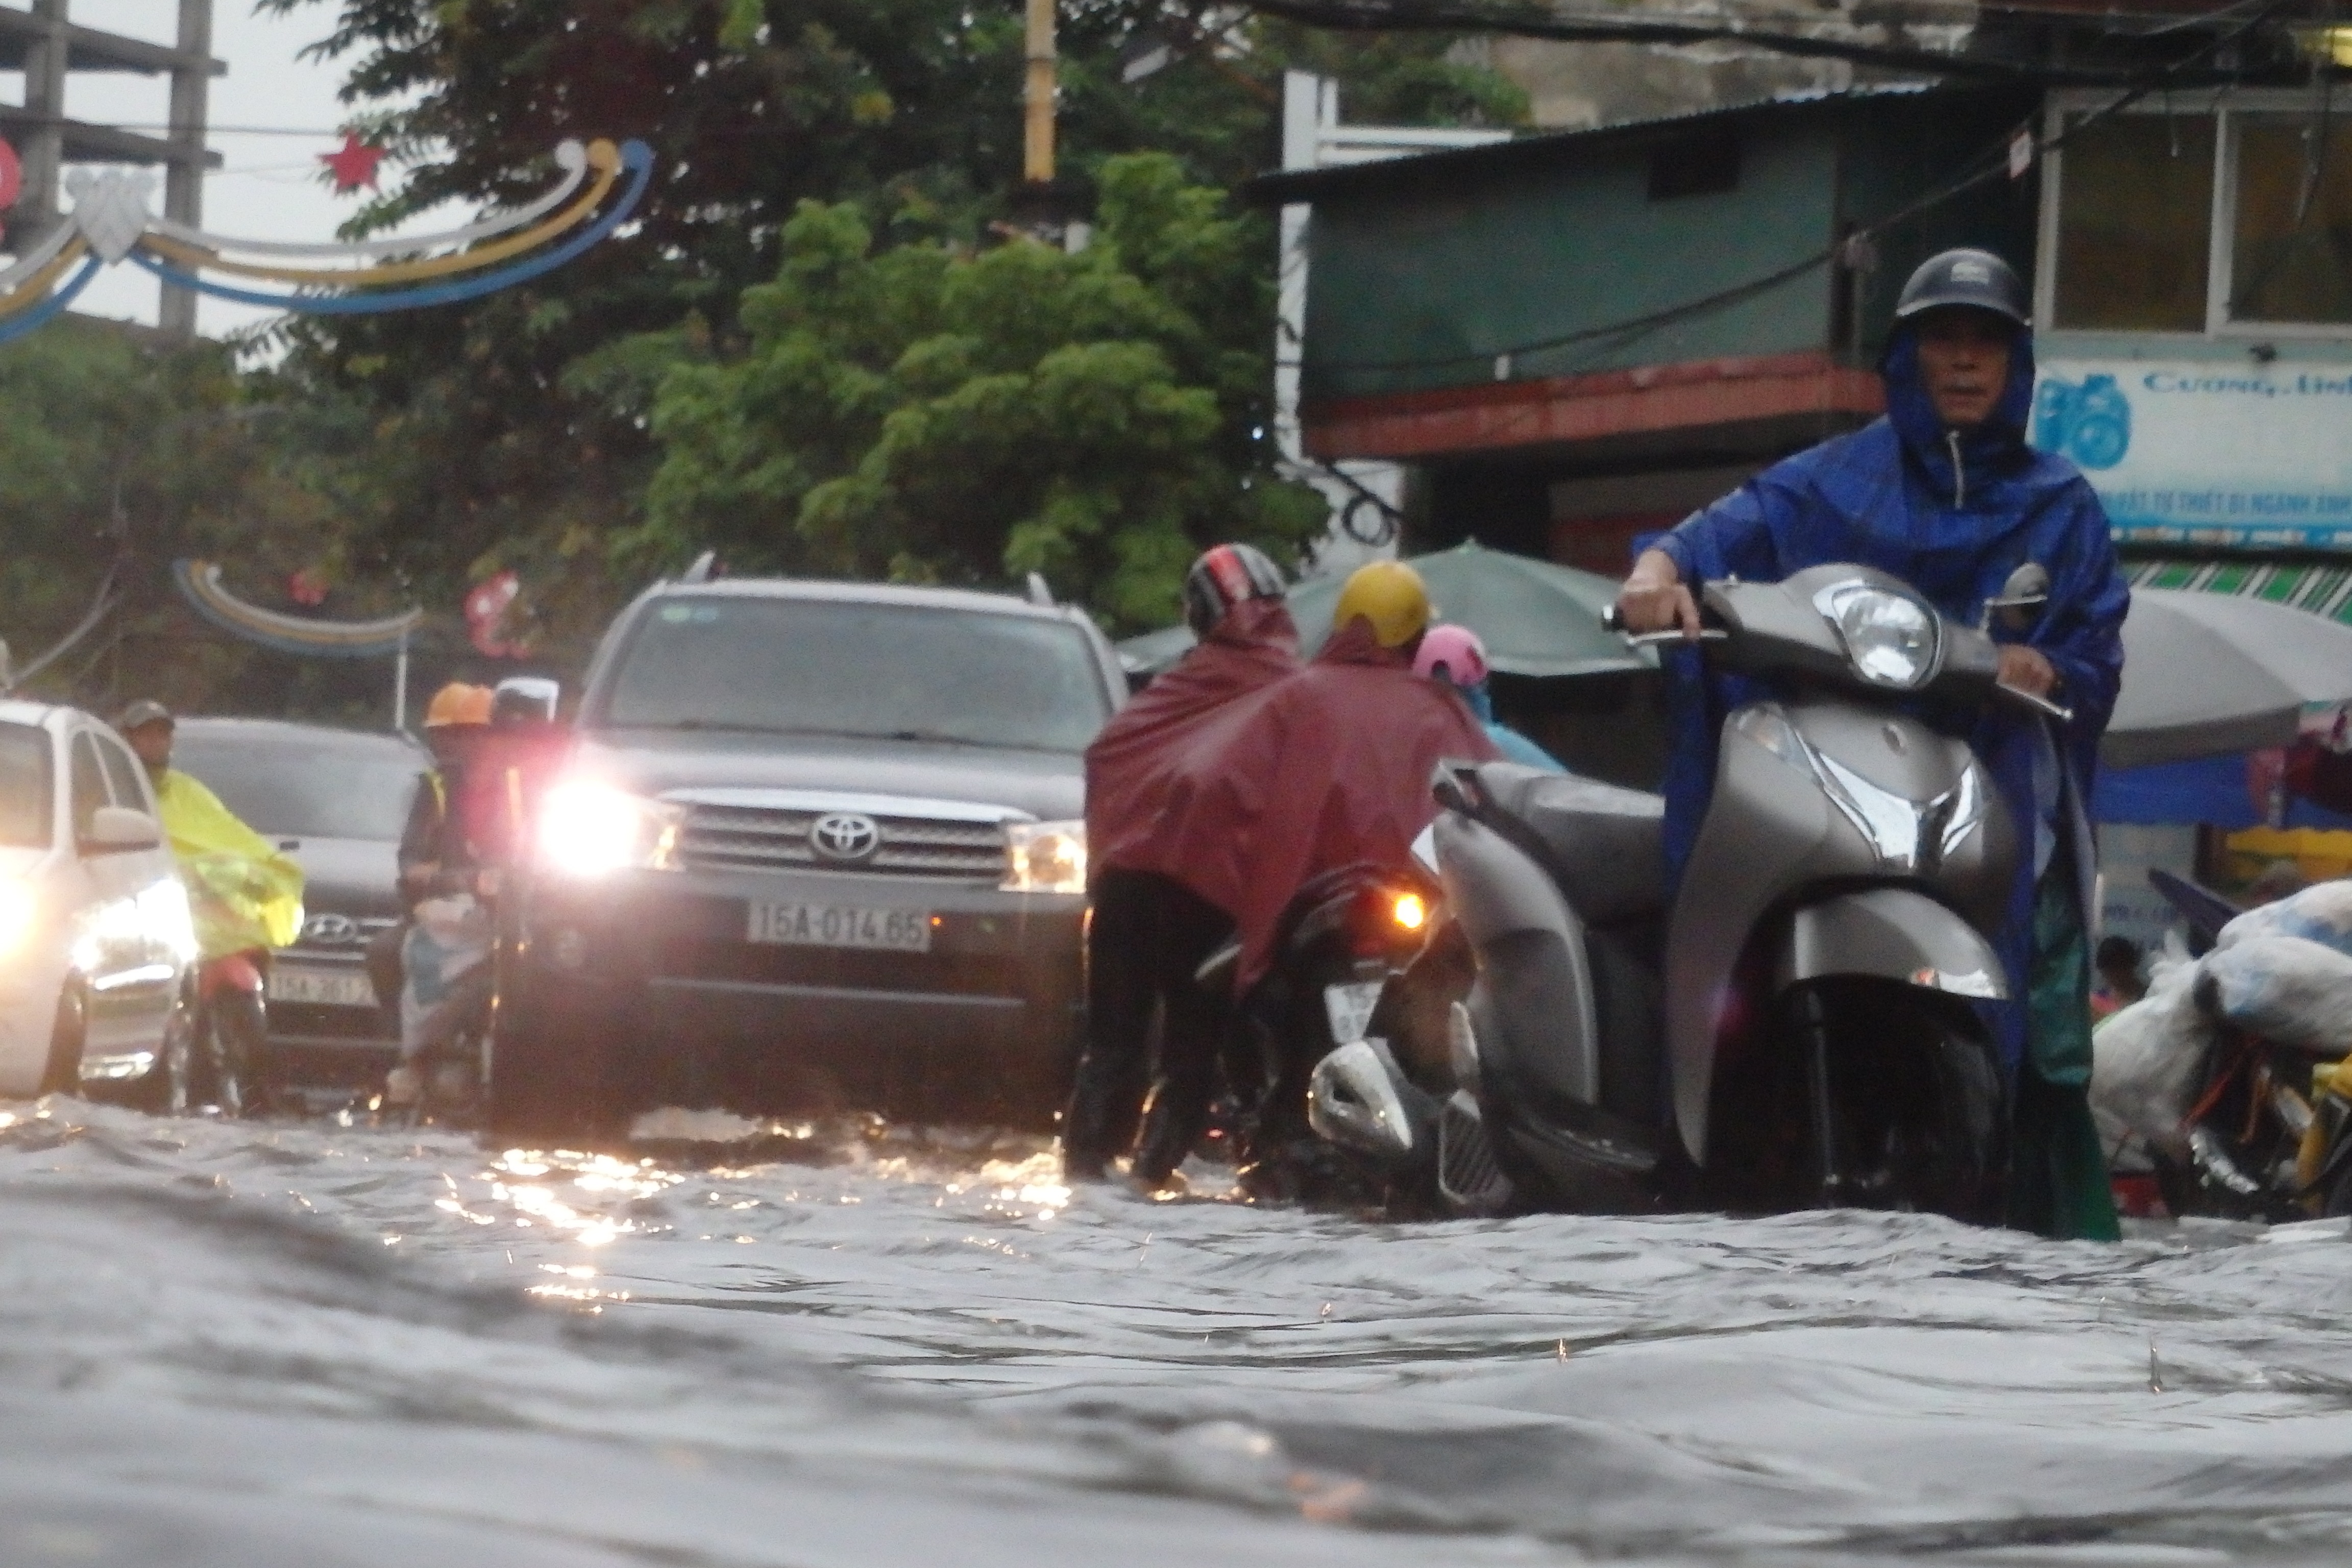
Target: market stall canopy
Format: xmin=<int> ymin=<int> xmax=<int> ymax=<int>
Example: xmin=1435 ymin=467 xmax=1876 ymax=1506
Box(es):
xmin=2105 ymin=589 xmax=2352 ymax=770
xmin=1115 ymin=542 xmax=1653 ymax=680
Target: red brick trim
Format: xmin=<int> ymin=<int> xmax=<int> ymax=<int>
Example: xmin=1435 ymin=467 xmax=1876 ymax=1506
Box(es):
xmin=1302 ymin=350 xmax=1886 ymax=462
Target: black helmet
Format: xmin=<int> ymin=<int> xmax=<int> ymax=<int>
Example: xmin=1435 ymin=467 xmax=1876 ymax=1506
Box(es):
xmin=1182 ymin=543 xmax=1287 ymax=636
xmin=1893 ymin=248 xmax=2028 ymax=327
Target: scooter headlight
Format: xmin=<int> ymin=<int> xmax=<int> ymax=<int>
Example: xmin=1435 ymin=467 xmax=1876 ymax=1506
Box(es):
xmin=1814 ymin=580 xmax=1939 ymax=690
xmin=1002 ymin=820 xmax=1087 ymax=895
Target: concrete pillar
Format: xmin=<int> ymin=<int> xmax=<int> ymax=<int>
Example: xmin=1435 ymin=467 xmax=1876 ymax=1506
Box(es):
xmin=160 ymin=0 xmax=213 ymax=338
xmin=17 ymin=0 xmax=69 ymax=248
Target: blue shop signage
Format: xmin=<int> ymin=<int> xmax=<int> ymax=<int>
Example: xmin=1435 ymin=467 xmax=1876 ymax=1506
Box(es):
xmin=2033 ymin=359 xmax=2352 ymax=549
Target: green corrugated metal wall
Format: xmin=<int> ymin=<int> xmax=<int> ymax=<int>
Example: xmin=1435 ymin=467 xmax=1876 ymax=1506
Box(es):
xmin=1301 ymin=124 xmax=1842 ymax=403
xmin=1298 ymin=90 xmax=2043 ymax=405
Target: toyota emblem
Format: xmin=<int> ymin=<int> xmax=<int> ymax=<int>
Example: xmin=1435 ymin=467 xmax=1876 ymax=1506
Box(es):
xmin=303 ymin=913 xmax=362 ymax=945
xmin=809 ymin=812 xmax=882 ymax=863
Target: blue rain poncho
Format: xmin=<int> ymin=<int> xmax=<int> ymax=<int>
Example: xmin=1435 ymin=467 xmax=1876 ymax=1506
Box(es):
xmin=1647 ymin=321 xmax=2129 ymax=1082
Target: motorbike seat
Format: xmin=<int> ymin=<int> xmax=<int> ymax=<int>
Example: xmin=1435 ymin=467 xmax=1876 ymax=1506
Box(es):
xmin=1473 ymin=763 xmax=1666 ymax=925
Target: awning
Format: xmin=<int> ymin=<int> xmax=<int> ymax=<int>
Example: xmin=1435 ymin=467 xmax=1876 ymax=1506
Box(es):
xmin=2125 ymin=556 xmax=2352 ymax=626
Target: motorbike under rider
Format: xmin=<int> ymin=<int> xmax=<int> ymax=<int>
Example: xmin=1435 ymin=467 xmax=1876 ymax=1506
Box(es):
xmin=1416 ymin=624 xmax=1563 ymax=772
xmin=1614 ymin=247 xmax=2129 ymax=1241
xmin=1064 ymin=543 xmax=1298 ymax=1186
xmin=117 ymin=700 xmax=305 ymax=1110
xmin=1142 ymin=561 xmax=1502 ymax=1171
xmin=377 ymin=681 xmax=497 ymax=1107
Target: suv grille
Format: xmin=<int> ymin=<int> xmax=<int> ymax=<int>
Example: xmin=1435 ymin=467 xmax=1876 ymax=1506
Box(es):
xmin=675 ymin=803 xmax=1006 ymax=880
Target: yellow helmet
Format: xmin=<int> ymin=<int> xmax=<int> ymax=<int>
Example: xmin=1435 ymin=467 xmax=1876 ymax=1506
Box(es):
xmin=1331 ymin=560 xmax=1430 ymax=649
xmin=423 ymin=681 xmax=495 ymax=729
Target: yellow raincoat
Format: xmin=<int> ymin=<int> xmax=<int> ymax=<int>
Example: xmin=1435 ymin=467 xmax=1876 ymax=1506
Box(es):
xmin=152 ymin=769 xmax=304 ymax=958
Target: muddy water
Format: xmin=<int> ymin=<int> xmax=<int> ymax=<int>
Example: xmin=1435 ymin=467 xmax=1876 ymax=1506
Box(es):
xmin=3 ymin=1099 xmax=2350 ymax=1566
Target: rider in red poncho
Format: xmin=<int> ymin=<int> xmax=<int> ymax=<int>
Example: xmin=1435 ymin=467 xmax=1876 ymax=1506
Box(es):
xmin=1064 ymin=544 xmax=1298 ymax=1184
xmin=1148 ymin=561 xmax=1501 ymax=998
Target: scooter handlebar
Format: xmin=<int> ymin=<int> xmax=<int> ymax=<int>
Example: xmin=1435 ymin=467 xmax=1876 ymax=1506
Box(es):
xmin=1621 ymin=628 xmax=1729 ymax=647
xmin=1995 ymin=681 xmax=2075 ymax=724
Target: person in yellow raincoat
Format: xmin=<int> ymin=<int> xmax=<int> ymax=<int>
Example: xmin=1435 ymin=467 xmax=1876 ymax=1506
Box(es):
xmin=117 ymin=701 xmax=303 ymax=1113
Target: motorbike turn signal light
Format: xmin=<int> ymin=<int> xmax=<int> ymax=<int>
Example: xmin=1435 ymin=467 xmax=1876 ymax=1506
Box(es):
xmin=1390 ymin=892 xmax=1428 ymax=932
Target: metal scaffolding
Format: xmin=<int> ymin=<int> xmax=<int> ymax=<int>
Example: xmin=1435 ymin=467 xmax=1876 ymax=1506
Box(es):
xmin=0 ymin=0 xmax=222 ymax=337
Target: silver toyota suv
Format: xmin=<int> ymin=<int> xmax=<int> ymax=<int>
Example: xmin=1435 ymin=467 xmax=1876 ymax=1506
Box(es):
xmin=487 ymin=577 xmax=1122 ymax=1140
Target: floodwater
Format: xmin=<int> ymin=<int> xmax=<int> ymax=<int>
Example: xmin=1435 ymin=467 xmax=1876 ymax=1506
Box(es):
xmin=5 ymin=1101 xmax=2352 ymax=1567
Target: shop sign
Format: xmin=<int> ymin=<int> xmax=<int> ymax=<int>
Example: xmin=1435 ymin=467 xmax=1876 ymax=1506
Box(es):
xmin=2032 ymin=358 xmax=2352 ymax=549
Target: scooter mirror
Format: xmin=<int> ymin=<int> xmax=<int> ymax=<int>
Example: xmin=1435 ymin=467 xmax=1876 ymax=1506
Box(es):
xmin=1985 ymin=562 xmax=2050 ymax=632
xmin=1431 ymin=762 xmax=1481 ymax=816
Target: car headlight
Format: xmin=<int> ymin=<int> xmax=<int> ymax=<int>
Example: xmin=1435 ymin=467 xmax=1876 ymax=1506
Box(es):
xmin=0 ymin=879 xmax=35 ymax=957
xmin=1814 ymin=580 xmax=1939 ymax=690
xmin=536 ymin=782 xmax=681 ymax=876
xmin=1002 ymin=820 xmax=1086 ymax=895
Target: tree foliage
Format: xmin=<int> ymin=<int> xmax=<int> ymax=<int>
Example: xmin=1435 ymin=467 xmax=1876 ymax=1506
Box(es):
xmin=0 ymin=321 xmax=396 ymax=716
xmin=644 ymin=154 xmax=1325 ymax=628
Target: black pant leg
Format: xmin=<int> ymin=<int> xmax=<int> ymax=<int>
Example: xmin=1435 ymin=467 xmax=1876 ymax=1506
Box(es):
xmin=1062 ymin=868 xmax=1157 ymax=1177
xmin=1131 ymin=879 xmax=1236 ymax=1185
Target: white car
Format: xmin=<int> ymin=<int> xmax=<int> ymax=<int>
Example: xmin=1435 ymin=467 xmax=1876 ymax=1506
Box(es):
xmin=0 ymin=699 xmax=195 ymax=1099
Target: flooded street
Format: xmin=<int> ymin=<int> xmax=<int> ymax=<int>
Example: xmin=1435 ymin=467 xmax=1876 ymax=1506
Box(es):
xmin=6 ymin=1101 xmax=2352 ymax=1566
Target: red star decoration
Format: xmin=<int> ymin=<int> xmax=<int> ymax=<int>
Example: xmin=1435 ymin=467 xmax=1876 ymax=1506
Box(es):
xmin=319 ymin=132 xmax=385 ymax=193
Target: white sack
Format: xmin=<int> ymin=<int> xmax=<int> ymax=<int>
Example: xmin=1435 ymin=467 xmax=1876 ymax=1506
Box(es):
xmin=2216 ymin=879 xmax=2352 ymax=959
xmin=2196 ymin=934 xmax=2352 ymax=1054
xmin=2090 ymin=958 xmax=2208 ymax=1163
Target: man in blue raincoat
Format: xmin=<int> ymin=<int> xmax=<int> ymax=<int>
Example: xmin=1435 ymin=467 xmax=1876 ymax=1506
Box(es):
xmin=1614 ymin=248 xmax=2130 ymax=1241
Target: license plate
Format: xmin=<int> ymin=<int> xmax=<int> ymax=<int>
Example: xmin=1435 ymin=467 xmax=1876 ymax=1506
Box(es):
xmin=1324 ymin=980 xmax=1385 ymax=1045
xmin=748 ymin=901 xmax=934 ymax=952
xmin=269 ymin=966 xmax=376 ymax=1008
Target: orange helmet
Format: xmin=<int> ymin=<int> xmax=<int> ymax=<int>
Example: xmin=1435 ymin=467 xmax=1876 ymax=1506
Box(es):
xmin=423 ymin=681 xmax=495 ymax=729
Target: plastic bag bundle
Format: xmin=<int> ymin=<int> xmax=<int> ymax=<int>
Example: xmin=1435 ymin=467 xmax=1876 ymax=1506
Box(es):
xmin=2091 ymin=957 xmax=2210 ymax=1161
xmin=401 ymin=894 xmax=492 ymax=1061
xmin=2215 ymin=880 xmax=2352 ymax=960
xmin=2194 ymin=934 xmax=2352 ymax=1053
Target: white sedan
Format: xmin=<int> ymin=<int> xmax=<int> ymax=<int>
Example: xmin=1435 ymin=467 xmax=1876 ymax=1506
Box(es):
xmin=0 ymin=699 xmax=195 ymax=1099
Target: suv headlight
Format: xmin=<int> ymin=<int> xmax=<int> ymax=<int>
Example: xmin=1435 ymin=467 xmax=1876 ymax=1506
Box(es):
xmin=537 ymin=782 xmax=682 ymax=876
xmin=1002 ymin=820 xmax=1086 ymax=895
xmin=1814 ymin=580 xmax=1939 ymax=690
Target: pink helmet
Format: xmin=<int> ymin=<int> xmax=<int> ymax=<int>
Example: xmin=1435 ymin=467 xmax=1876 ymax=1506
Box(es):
xmin=1414 ymin=623 xmax=1489 ymax=687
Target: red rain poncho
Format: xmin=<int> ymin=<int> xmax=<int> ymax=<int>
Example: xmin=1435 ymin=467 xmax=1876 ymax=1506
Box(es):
xmin=1087 ymin=596 xmax=1302 ymax=875
xmin=1121 ymin=617 xmax=1500 ymax=992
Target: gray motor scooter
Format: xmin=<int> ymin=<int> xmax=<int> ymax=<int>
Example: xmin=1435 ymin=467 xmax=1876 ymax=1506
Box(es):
xmin=1309 ymin=562 xmax=2049 ymax=1222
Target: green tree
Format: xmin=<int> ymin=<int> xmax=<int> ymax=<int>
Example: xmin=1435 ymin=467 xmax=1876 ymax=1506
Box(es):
xmin=644 ymin=154 xmax=1324 ymax=629
xmin=0 ymin=318 xmax=388 ymax=715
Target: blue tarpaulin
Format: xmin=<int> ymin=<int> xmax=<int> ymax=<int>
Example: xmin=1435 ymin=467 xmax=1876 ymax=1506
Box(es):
xmin=2094 ymin=752 xmax=2352 ymax=830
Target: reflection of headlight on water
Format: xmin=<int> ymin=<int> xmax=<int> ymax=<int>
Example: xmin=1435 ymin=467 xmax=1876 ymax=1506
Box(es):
xmin=536 ymin=782 xmax=681 ymax=876
xmin=1002 ymin=820 xmax=1087 ymax=895
xmin=1815 ymin=580 xmax=1938 ymax=690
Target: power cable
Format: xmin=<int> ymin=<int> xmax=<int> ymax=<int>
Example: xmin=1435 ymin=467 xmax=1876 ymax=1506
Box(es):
xmin=1238 ymin=0 xmax=2305 ymax=86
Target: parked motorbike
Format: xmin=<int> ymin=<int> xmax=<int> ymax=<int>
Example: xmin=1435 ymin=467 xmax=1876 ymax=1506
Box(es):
xmin=2138 ymin=870 xmax=2352 ymax=1221
xmin=157 ymin=952 xmax=274 ymax=1118
xmin=1196 ymin=860 xmax=1441 ymax=1203
xmin=1311 ymin=562 xmax=2039 ymax=1223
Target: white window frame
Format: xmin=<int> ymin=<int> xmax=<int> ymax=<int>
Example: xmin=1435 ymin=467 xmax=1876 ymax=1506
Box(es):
xmin=2036 ymin=87 xmax=2352 ymax=341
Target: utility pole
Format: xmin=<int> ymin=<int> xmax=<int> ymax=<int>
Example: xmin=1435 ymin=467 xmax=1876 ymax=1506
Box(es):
xmin=1022 ymin=0 xmax=1057 ymax=187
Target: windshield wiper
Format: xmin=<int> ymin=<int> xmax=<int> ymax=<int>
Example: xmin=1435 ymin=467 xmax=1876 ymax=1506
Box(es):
xmin=632 ymin=719 xmax=807 ymax=737
xmin=879 ymin=728 xmax=992 ymax=748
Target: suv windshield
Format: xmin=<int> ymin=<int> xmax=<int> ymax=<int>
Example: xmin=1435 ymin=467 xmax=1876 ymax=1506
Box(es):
xmin=173 ymin=730 xmax=422 ymax=841
xmin=0 ymin=723 xmax=50 ymax=847
xmin=602 ymin=597 xmax=1111 ymax=753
